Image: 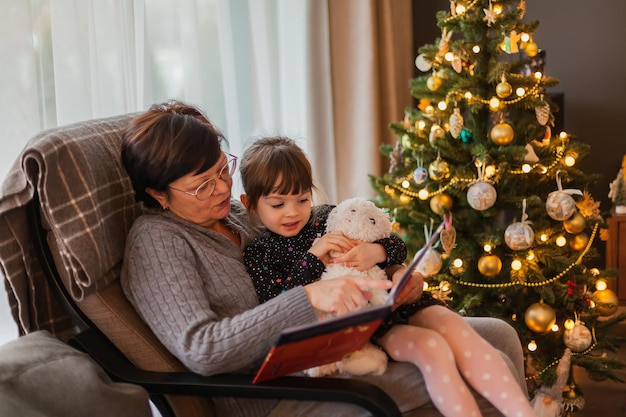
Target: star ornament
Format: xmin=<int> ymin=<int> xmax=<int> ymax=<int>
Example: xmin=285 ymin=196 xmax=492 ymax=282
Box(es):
xmin=483 ymin=3 xmax=496 ymax=26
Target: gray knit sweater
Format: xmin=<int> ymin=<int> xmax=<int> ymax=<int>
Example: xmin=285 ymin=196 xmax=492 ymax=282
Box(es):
xmin=121 ymin=200 xmax=318 ymax=416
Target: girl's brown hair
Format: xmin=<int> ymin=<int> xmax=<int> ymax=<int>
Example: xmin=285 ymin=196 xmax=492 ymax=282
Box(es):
xmin=240 ymin=136 xmax=314 ymax=210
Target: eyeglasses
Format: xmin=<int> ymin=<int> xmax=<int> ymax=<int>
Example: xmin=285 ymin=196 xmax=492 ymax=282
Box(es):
xmin=169 ymin=154 xmax=238 ymax=201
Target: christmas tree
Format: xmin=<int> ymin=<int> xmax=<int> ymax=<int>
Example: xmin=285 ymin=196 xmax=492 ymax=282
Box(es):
xmin=370 ymin=0 xmax=626 ymax=410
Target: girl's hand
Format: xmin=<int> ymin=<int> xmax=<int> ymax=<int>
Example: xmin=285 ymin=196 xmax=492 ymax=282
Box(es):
xmin=308 ymin=231 xmax=355 ymax=262
xmin=388 ymin=265 xmax=424 ymax=309
xmin=304 ymin=276 xmax=392 ymax=317
xmin=329 ymin=242 xmax=386 ymax=271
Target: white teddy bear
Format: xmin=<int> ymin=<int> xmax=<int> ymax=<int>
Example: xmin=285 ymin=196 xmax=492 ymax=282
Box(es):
xmin=305 ymin=197 xmax=392 ymax=378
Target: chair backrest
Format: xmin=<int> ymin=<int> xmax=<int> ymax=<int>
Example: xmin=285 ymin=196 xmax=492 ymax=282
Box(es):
xmin=23 ymin=115 xmax=215 ymax=417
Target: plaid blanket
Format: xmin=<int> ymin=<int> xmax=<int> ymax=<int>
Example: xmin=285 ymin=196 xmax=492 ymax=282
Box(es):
xmin=0 ymin=114 xmax=141 ymax=336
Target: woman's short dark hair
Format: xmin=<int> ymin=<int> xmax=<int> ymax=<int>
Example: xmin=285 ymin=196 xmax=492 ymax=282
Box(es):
xmin=240 ymin=136 xmax=314 ymax=210
xmin=121 ymin=100 xmax=225 ymax=208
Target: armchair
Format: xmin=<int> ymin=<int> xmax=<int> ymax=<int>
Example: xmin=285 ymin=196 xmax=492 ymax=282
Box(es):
xmin=0 ymin=113 xmax=527 ymax=417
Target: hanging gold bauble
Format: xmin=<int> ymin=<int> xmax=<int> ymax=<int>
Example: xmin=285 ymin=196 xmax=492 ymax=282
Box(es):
xmin=563 ymin=212 xmax=586 ymax=234
xmin=569 ymin=232 xmax=589 ymax=251
xmin=524 ymin=41 xmax=539 ymax=57
xmin=524 ymin=301 xmax=556 ymax=333
xmin=427 ymin=75 xmax=442 ymax=91
xmin=428 ymin=158 xmax=451 ymax=181
xmin=496 ymin=80 xmax=512 ymax=98
xmin=592 ymin=288 xmax=619 ymax=316
xmin=477 ymin=254 xmax=502 ymax=277
xmin=490 ymin=123 xmax=515 ymax=146
xmin=429 ymin=193 xmax=453 ymax=215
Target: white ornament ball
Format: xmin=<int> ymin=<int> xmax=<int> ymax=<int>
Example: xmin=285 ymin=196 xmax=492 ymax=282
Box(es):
xmin=504 ymin=222 xmax=535 ymax=250
xmin=467 ymin=182 xmax=497 ymax=211
xmin=413 ymin=167 xmax=428 ymax=184
xmin=563 ymin=323 xmax=593 ymax=353
xmin=415 ymin=54 xmax=432 ymax=72
xmin=415 ymin=248 xmax=442 ymax=277
xmin=546 ymin=191 xmax=576 ymax=221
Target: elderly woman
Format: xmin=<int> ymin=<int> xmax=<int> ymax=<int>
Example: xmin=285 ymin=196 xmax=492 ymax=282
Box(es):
xmin=120 ymin=100 xmax=526 ymax=417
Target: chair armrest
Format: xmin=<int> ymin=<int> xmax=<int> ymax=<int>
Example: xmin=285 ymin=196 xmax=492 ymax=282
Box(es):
xmin=70 ymin=328 xmax=401 ymax=417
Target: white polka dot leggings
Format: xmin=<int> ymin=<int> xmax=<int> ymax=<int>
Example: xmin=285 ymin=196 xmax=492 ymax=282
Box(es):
xmin=377 ymin=305 xmax=536 ymax=417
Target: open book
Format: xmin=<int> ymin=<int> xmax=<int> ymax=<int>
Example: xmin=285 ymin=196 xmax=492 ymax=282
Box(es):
xmin=253 ymin=221 xmax=445 ymax=383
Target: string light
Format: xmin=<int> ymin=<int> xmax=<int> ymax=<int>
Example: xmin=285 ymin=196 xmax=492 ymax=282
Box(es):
xmin=528 ymin=340 xmax=537 ymax=351
xmin=564 ymin=318 xmax=576 ymax=330
xmin=595 ymin=279 xmax=608 ymax=291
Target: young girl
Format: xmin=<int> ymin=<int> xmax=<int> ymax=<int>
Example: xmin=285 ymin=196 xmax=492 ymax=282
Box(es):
xmin=239 ymin=136 xmax=536 ymax=417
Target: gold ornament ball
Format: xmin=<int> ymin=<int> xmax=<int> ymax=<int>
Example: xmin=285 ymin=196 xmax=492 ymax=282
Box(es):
xmin=592 ymin=288 xmax=619 ymax=316
xmin=428 ymin=159 xmax=451 ymax=181
xmin=496 ymin=81 xmax=512 ymax=98
xmin=524 ymin=301 xmax=556 ymax=333
xmin=427 ymin=75 xmax=442 ymax=91
xmin=490 ymin=123 xmax=515 ymax=146
xmin=524 ymin=41 xmax=539 ymax=57
xmin=564 ymin=212 xmax=586 ymax=234
xmin=477 ymin=254 xmax=502 ymax=277
xmin=569 ymin=232 xmax=589 ymax=252
xmin=430 ymin=193 xmax=453 ymax=215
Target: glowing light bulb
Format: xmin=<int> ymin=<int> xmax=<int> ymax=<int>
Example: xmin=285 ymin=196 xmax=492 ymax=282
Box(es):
xmin=484 ymin=244 xmax=492 ymax=252
xmin=564 ymin=155 xmax=576 ymax=167
xmin=551 ymin=324 xmax=559 ymax=332
xmin=423 ymin=282 xmax=429 ymax=290
xmin=464 ymin=92 xmax=473 ymax=100
xmin=453 ymin=258 xmax=463 ymax=268
xmin=472 ymin=45 xmax=481 ymax=53
xmin=534 ymin=71 xmax=543 ymax=79
xmin=445 ymin=52 xmax=454 ymax=62
xmin=522 ymin=164 xmax=531 ymax=173
xmin=402 ymin=180 xmax=410 ymax=188
xmin=485 ymin=165 xmax=497 ymax=178
xmin=527 ymin=251 xmax=535 ymax=261
xmin=540 ymin=233 xmax=548 ymax=242
xmin=489 ymin=97 xmax=500 ymax=110
xmin=556 ymin=235 xmax=567 ymax=247
xmin=559 ymin=131 xmax=568 ymax=139
xmin=528 ymin=340 xmax=537 ymax=351
xmin=516 ymin=87 xmax=525 ymax=96
xmin=511 ymin=259 xmax=522 ymax=271
xmin=438 ymin=101 xmax=447 ymax=110
xmin=417 ymin=120 xmax=426 ymax=130
xmin=425 ymin=105 xmax=435 ymax=114
xmin=596 ymin=279 xmax=608 ymax=291
xmin=418 ymin=189 xmax=429 ymax=200
xmin=564 ymin=318 xmax=576 ymax=330
xmin=455 ymin=4 xmax=466 ymax=14
xmin=520 ymin=33 xmax=530 ymax=42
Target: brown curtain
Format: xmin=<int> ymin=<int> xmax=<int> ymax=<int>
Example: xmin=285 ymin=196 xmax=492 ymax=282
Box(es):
xmin=322 ymin=0 xmax=414 ymax=202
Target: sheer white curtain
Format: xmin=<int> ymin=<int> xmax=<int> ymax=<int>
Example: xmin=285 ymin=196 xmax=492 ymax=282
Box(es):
xmin=1 ymin=0 xmax=336 ymax=200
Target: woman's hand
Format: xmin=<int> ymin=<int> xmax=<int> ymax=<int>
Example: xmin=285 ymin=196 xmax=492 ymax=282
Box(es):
xmin=329 ymin=242 xmax=386 ymax=271
xmin=304 ymin=276 xmax=392 ymax=317
xmin=388 ymin=265 xmax=424 ymax=309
